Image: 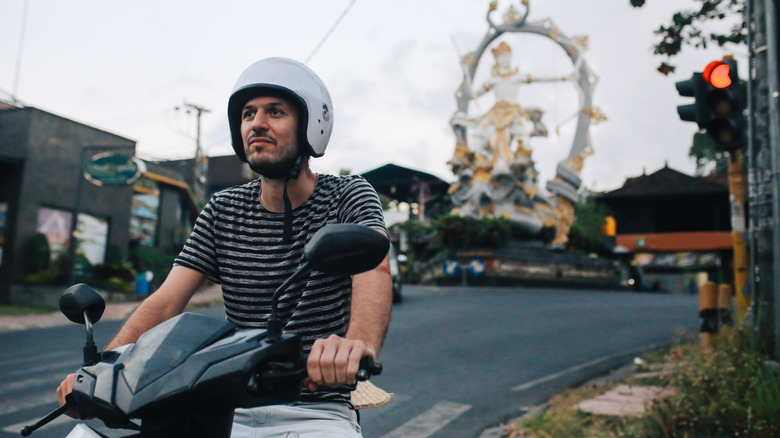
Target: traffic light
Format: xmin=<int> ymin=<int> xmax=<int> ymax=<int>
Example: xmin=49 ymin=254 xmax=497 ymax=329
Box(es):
xmin=701 ymin=58 xmax=743 ymax=150
xmin=675 ymin=57 xmax=744 ymax=151
xmin=675 ymin=72 xmax=707 ymax=126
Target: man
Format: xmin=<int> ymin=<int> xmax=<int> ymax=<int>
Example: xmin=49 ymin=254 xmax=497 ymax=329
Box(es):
xmin=57 ymin=58 xmax=392 ymax=437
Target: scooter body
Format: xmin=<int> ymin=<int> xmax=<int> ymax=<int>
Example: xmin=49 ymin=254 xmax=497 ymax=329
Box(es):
xmin=70 ymin=312 xmax=305 ymax=436
xmin=23 ymin=224 xmax=388 ymax=438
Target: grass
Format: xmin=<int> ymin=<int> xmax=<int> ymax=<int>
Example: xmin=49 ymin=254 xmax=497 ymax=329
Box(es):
xmin=503 ymin=326 xmax=780 ymax=438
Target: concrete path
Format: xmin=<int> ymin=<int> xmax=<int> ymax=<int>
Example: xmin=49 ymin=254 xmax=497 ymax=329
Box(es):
xmin=0 ymin=284 xmax=223 ymax=333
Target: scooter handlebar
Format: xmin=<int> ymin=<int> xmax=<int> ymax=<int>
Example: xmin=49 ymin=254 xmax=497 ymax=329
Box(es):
xmin=356 ymin=357 xmax=382 ymax=381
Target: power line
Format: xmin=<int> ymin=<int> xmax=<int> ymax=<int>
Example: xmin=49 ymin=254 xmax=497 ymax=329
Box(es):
xmin=305 ymin=0 xmax=357 ymax=63
xmin=12 ymin=0 xmax=30 ymax=103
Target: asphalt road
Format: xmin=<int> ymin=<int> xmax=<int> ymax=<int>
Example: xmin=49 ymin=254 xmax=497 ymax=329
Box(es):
xmin=0 ymin=286 xmax=699 ymax=437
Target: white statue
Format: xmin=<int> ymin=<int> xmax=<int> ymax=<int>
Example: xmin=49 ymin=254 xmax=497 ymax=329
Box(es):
xmin=449 ymin=40 xmax=572 ymax=234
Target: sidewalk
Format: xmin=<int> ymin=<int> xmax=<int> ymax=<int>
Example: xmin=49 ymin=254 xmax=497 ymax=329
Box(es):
xmin=0 ymin=284 xmax=223 ymax=333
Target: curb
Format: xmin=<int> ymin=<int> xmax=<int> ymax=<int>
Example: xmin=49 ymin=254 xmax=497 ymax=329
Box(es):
xmin=0 ymin=284 xmax=223 ymax=333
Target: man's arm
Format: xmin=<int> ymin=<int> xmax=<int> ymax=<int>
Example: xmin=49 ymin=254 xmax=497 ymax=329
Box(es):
xmin=346 ymin=255 xmax=393 ymax=352
xmin=306 ymin=254 xmax=392 ymax=390
xmin=103 ymin=265 xmax=207 ymax=349
xmin=57 ymin=265 xmax=208 ymax=409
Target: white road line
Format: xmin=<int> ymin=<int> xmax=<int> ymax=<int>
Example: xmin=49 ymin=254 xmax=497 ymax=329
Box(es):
xmin=380 ymin=401 xmax=472 ymax=438
xmin=2 ymin=414 xmax=73 ymax=434
xmin=0 ymin=392 xmax=57 ymax=416
xmin=0 ymin=375 xmax=61 ymax=395
xmin=5 ymin=360 xmax=81 ymax=378
xmin=512 ymin=344 xmax=659 ymax=392
xmin=0 ymin=350 xmax=72 ymax=367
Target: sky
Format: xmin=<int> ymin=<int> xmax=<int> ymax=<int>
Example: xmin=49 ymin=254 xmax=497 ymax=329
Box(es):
xmin=0 ymin=0 xmax=747 ymax=193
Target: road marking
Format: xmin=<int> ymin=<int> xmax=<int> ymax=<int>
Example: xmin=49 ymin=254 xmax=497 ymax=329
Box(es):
xmin=0 ymin=392 xmax=57 ymax=416
xmin=5 ymin=360 xmax=81 ymax=378
xmin=2 ymin=414 xmax=73 ymax=434
xmin=512 ymin=344 xmax=659 ymax=392
xmin=0 ymin=350 xmax=73 ymax=367
xmin=380 ymin=401 xmax=472 ymax=438
xmin=0 ymin=375 xmax=62 ymax=395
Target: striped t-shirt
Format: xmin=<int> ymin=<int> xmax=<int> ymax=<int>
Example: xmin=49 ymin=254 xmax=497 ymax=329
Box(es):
xmin=174 ymin=174 xmax=387 ymax=404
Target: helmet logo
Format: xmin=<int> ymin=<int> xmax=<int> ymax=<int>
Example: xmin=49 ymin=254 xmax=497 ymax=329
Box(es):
xmin=321 ymin=103 xmax=331 ymax=122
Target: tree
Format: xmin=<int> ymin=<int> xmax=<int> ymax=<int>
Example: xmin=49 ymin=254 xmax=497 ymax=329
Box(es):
xmin=630 ymin=0 xmax=746 ymax=74
xmin=567 ymin=199 xmax=612 ymax=256
xmin=632 ymin=1 xmax=746 ymax=174
xmin=690 ymin=131 xmax=730 ymax=175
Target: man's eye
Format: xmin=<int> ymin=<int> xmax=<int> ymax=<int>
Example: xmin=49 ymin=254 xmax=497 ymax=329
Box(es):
xmin=242 ymin=110 xmax=255 ymax=119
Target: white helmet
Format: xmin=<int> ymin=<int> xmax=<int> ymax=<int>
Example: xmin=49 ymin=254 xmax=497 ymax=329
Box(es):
xmin=228 ymin=57 xmax=334 ymax=161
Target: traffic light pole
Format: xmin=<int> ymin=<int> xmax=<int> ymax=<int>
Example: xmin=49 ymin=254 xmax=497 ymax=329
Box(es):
xmin=727 ymin=150 xmax=750 ymax=320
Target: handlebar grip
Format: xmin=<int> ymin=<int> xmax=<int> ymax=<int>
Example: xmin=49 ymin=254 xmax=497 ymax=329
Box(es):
xmin=356 ymin=357 xmax=382 ymax=381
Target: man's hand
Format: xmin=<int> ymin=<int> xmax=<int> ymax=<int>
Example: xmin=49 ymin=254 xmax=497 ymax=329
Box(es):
xmin=56 ymin=374 xmax=80 ymax=419
xmin=304 ymin=334 xmax=375 ymax=392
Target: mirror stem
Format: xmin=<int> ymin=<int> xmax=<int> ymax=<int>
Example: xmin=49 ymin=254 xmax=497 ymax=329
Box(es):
xmin=268 ymin=260 xmax=311 ymax=342
xmin=82 ymin=310 xmax=98 ymax=365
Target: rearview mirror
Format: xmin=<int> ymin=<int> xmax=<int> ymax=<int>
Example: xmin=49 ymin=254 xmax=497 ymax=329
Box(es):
xmin=304 ymin=224 xmax=389 ymax=276
xmin=60 ymin=283 xmax=106 ymax=324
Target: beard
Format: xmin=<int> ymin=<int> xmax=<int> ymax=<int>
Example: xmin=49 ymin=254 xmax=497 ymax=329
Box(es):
xmin=246 ymin=140 xmax=301 ymax=180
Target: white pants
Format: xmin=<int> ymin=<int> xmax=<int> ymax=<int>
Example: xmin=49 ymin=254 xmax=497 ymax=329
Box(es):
xmin=231 ymin=403 xmax=362 ymax=438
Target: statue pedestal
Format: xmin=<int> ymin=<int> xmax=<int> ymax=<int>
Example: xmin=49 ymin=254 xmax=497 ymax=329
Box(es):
xmin=425 ymin=246 xmax=622 ymax=289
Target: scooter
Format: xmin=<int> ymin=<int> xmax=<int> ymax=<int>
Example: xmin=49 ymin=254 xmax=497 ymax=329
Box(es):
xmin=22 ymin=223 xmax=389 ymax=438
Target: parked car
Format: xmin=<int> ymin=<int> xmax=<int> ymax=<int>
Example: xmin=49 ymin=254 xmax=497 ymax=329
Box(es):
xmin=389 ymin=244 xmax=404 ymax=303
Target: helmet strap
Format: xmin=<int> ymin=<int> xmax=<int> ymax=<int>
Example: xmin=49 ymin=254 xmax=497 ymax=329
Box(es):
xmin=282 ymin=156 xmax=303 ymax=243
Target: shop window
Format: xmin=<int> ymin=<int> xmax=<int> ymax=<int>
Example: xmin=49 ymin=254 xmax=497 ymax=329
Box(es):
xmin=131 ymin=191 xmax=159 ymax=247
xmin=36 ymin=207 xmax=73 ymax=255
xmin=36 ymin=206 xmax=108 ymax=264
xmin=76 ymin=213 xmax=108 ymax=265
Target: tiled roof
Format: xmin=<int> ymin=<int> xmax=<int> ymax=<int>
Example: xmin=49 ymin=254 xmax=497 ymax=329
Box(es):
xmin=599 ymin=165 xmax=727 ymax=199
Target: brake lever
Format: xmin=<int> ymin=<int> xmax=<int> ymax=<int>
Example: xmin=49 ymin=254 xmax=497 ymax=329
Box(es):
xmin=21 ymin=395 xmax=76 ymax=436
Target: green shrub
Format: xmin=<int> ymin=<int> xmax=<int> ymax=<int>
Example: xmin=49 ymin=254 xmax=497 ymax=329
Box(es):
xmin=93 ymin=264 xmax=136 ymax=282
xmin=647 ymin=325 xmax=780 ymax=437
xmin=22 ymin=248 xmax=75 ymax=285
xmin=104 ymin=244 xmax=124 ymax=267
xmin=130 ymin=250 xmax=176 ymax=288
xmin=23 ymin=233 xmax=51 ymax=274
xmin=508 ymin=326 xmax=780 ymax=438
xmin=433 ymin=214 xmax=510 ymax=250
xmin=567 ymin=200 xmax=611 ymax=255
xmin=22 ymin=269 xmax=59 ymax=285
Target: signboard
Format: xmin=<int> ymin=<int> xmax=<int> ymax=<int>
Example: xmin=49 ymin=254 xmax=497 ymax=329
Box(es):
xmin=84 ymin=152 xmax=146 ymax=186
xmin=443 ymin=259 xmax=461 ymax=277
xmin=467 ymin=258 xmax=485 ymax=276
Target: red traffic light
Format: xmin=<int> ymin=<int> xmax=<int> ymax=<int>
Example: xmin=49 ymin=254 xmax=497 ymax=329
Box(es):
xmin=703 ymin=61 xmax=732 ymax=89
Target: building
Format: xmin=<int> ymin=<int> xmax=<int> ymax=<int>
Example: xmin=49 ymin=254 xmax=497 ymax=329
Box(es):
xmin=164 ymin=154 xmax=257 ymax=201
xmin=0 ymin=104 xmax=198 ymax=303
xmin=597 ymin=164 xmax=732 ymax=292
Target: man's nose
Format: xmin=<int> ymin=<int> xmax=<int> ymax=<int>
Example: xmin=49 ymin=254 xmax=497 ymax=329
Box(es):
xmin=250 ymin=113 xmax=270 ymax=131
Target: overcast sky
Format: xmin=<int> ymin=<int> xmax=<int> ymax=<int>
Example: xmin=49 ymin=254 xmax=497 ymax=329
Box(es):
xmin=1 ymin=0 xmax=747 ymax=192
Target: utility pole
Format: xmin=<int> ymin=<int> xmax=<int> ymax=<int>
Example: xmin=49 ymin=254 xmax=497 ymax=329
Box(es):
xmin=746 ymin=0 xmax=780 ymax=358
xmin=176 ymin=102 xmax=211 ymax=206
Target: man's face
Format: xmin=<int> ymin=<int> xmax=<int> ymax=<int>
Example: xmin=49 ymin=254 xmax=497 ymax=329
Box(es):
xmin=240 ymin=94 xmax=300 ymax=180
